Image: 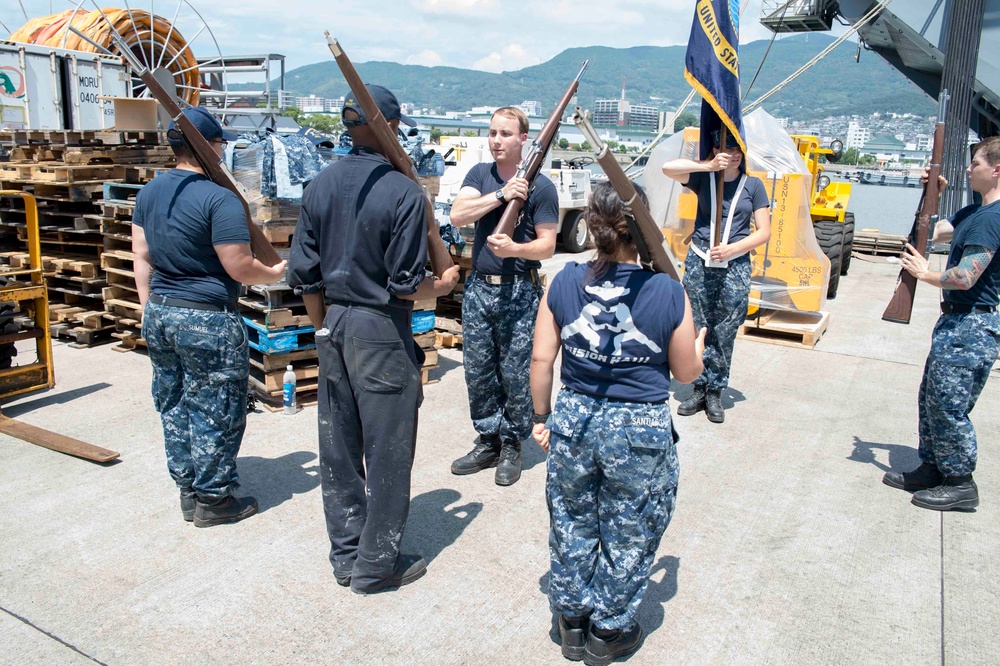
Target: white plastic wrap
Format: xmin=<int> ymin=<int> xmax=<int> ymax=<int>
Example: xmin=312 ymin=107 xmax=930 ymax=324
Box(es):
xmin=643 ymin=108 xmax=830 ymax=313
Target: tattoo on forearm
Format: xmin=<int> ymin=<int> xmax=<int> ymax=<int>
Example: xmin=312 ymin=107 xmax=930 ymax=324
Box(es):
xmin=940 ymin=246 xmax=994 ymax=290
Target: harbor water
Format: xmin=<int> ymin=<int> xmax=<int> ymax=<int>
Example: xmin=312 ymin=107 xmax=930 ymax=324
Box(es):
xmin=833 ymin=180 xmax=922 ymax=236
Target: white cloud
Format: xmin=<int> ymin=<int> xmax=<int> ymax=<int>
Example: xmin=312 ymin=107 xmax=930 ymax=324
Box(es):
xmin=406 ymin=50 xmax=443 ymax=67
xmin=417 ymin=0 xmax=496 ymax=15
xmin=471 ymin=44 xmax=541 ymax=73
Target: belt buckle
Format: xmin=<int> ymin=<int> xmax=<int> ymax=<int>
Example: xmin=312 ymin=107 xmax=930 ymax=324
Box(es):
xmin=484 ymin=274 xmax=502 ymax=285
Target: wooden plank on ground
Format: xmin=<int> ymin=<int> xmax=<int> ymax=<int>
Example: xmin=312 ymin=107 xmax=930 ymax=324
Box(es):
xmin=0 ymin=414 xmax=119 ymax=463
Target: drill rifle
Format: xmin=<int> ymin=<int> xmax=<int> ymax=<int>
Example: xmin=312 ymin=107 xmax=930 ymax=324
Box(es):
xmin=104 ymin=29 xmax=282 ymax=266
xmin=883 ymin=91 xmax=948 ymax=324
xmin=572 ymin=107 xmax=682 ymax=281
xmin=493 ymin=61 xmax=589 ymax=237
xmin=325 ymin=33 xmax=453 ymax=278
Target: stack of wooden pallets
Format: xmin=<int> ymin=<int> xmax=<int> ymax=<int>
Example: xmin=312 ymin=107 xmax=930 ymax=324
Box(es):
xmin=0 ymin=129 xmax=174 ymax=348
xmin=240 ymin=283 xmax=317 ymax=411
xmin=97 ymin=178 xmax=160 ymax=352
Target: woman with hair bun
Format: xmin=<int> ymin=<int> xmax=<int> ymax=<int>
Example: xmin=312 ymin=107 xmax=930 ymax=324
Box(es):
xmin=660 ymin=130 xmax=771 ymax=424
xmin=530 ymin=181 xmax=705 ymax=665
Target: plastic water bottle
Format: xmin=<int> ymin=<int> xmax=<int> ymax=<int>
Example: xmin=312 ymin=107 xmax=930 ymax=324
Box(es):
xmin=282 ymin=365 xmax=296 ymax=415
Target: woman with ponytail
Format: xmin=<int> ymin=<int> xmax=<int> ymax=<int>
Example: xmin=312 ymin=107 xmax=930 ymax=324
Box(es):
xmin=530 ymin=181 xmax=705 ymax=665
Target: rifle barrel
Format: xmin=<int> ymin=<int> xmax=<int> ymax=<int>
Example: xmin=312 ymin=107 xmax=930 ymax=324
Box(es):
xmin=324 ymin=33 xmax=453 ymax=278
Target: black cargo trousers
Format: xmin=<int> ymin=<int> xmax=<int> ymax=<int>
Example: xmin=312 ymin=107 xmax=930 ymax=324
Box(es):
xmin=316 ymin=300 xmax=424 ymax=590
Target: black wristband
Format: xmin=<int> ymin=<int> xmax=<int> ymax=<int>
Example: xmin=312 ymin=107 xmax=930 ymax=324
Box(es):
xmin=532 ymin=412 xmax=551 ymax=424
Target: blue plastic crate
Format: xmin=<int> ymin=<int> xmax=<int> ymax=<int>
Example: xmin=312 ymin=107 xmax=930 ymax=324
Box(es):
xmin=412 ymin=310 xmax=435 ymax=334
xmin=243 ymin=317 xmax=315 ymax=354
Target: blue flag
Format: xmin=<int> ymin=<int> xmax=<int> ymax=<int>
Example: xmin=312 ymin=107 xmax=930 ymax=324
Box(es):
xmin=684 ymin=0 xmax=745 ymax=160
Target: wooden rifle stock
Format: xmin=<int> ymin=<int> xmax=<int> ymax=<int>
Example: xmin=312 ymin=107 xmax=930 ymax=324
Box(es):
xmin=882 ymin=91 xmax=948 ymax=324
xmin=572 ymin=107 xmax=682 ymax=281
xmin=493 ymin=61 xmax=589 ymax=237
xmin=104 ymin=31 xmax=282 ymax=266
xmin=324 ymin=33 xmax=453 ymax=278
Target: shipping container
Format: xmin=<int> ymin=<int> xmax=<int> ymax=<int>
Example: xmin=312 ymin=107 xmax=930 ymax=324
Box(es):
xmin=0 ymin=41 xmax=131 ymax=131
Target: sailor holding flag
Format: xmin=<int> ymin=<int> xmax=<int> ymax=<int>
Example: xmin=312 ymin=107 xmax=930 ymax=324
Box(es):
xmin=661 ymin=0 xmax=771 ymax=424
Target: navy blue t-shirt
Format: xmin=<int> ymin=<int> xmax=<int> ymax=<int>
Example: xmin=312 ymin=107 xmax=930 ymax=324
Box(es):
xmin=462 ymin=162 xmax=559 ymax=275
xmin=943 ymin=200 xmax=1000 ymax=308
xmin=547 ymin=261 xmax=686 ymax=402
xmin=686 ymin=171 xmax=770 ymax=249
xmin=133 ymin=169 xmax=250 ymax=306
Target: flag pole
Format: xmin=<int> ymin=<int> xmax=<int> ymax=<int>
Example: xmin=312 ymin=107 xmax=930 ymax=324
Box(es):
xmin=714 ymin=125 xmax=727 ymax=250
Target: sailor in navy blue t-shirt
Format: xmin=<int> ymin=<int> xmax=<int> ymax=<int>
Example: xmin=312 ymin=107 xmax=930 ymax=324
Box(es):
xmin=661 ymin=130 xmax=771 ymax=424
xmin=133 ymin=107 xmax=286 ymax=527
xmin=884 ymin=137 xmax=1000 ymax=511
xmin=531 ymin=182 xmax=705 ymax=663
xmin=448 ymin=106 xmax=559 ymax=486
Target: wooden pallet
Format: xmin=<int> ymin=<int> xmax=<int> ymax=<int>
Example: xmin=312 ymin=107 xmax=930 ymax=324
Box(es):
xmin=50 ymin=321 xmax=116 ymax=347
xmin=0 ymin=179 xmax=111 ymax=203
xmin=123 ymin=164 xmax=173 ymax=182
xmin=259 ymin=389 xmax=319 ymax=413
xmin=435 ymin=330 xmax=463 ymax=348
xmin=249 ymin=361 xmax=320 ymax=393
xmin=0 ymin=129 xmax=164 ymax=147
xmin=30 ymin=164 xmax=126 ymax=184
xmin=102 ymin=286 xmax=143 ymax=319
xmin=853 ymin=230 xmax=907 ymax=257
xmin=249 ymin=346 xmax=317 ymax=373
xmin=242 ymin=283 xmax=301 ymax=311
xmin=261 ymin=224 xmax=295 ymax=244
xmin=239 ymin=302 xmax=312 ymax=331
xmin=738 ymin=310 xmax=830 ymax=350
xmin=49 ymin=255 xmax=100 ymax=278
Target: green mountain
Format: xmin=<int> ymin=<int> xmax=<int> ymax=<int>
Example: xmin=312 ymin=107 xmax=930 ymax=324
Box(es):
xmin=269 ymin=34 xmax=933 ymax=120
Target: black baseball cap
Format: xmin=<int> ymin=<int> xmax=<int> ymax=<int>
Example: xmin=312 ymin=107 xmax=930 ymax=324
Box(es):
xmin=342 ymin=84 xmax=415 ymax=128
xmin=168 ymin=107 xmax=237 ymax=146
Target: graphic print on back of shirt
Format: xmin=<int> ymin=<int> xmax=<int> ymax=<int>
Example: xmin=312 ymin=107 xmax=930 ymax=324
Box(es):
xmin=562 ymin=281 xmax=661 ymax=364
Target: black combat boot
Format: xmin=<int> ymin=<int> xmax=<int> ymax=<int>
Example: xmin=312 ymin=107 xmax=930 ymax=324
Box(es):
xmin=911 ymin=475 xmax=979 ymax=511
xmin=495 ymin=439 xmax=522 ymax=486
xmin=180 ymin=488 xmax=197 ymax=522
xmin=583 ymin=624 xmax=644 ymax=666
xmin=882 ymin=462 xmax=943 ymax=492
xmin=193 ymin=495 xmax=259 ymax=528
xmin=705 ymin=390 xmax=725 ymax=423
xmin=676 ymin=387 xmax=706 ymax=416
xmin=451 ymin=437 xmax=501 ymax=475
xmin=558 ymin=614 xmax=589 ymax=661
xmin=351 ymin=554 xmax=427 ymax=595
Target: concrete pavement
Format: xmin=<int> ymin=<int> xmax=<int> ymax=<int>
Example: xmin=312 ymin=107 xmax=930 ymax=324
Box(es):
xmin=0 ymin=253 xmax=996 ymax=665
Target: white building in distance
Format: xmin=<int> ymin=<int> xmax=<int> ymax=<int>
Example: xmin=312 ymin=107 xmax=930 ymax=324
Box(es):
xmin=846 ymin=121 xmax=872 ymax=150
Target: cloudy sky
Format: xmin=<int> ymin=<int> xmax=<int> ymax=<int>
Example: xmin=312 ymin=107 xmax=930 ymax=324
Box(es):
xmin=4 ymin=0 xmax=805 ymax=74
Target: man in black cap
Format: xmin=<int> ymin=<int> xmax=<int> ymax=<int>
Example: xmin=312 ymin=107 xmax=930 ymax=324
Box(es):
xmin=133 ymin=106 xmax=287 ymax=528
xmin=288 ymin=84 xmax=458 ymax=593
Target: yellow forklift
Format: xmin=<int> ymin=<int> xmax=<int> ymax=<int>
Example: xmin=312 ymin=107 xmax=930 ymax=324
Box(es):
xmin=790 ymin=134 xmax=855 ymax=299
xmin=0 ymin=190 xmax=118 ymax=462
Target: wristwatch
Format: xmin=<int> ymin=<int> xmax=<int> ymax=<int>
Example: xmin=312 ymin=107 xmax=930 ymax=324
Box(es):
xmin=495 ymin=188 xmax=506 ymax=203
xmin=532 ymin=412 xmax=551 ymax=424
